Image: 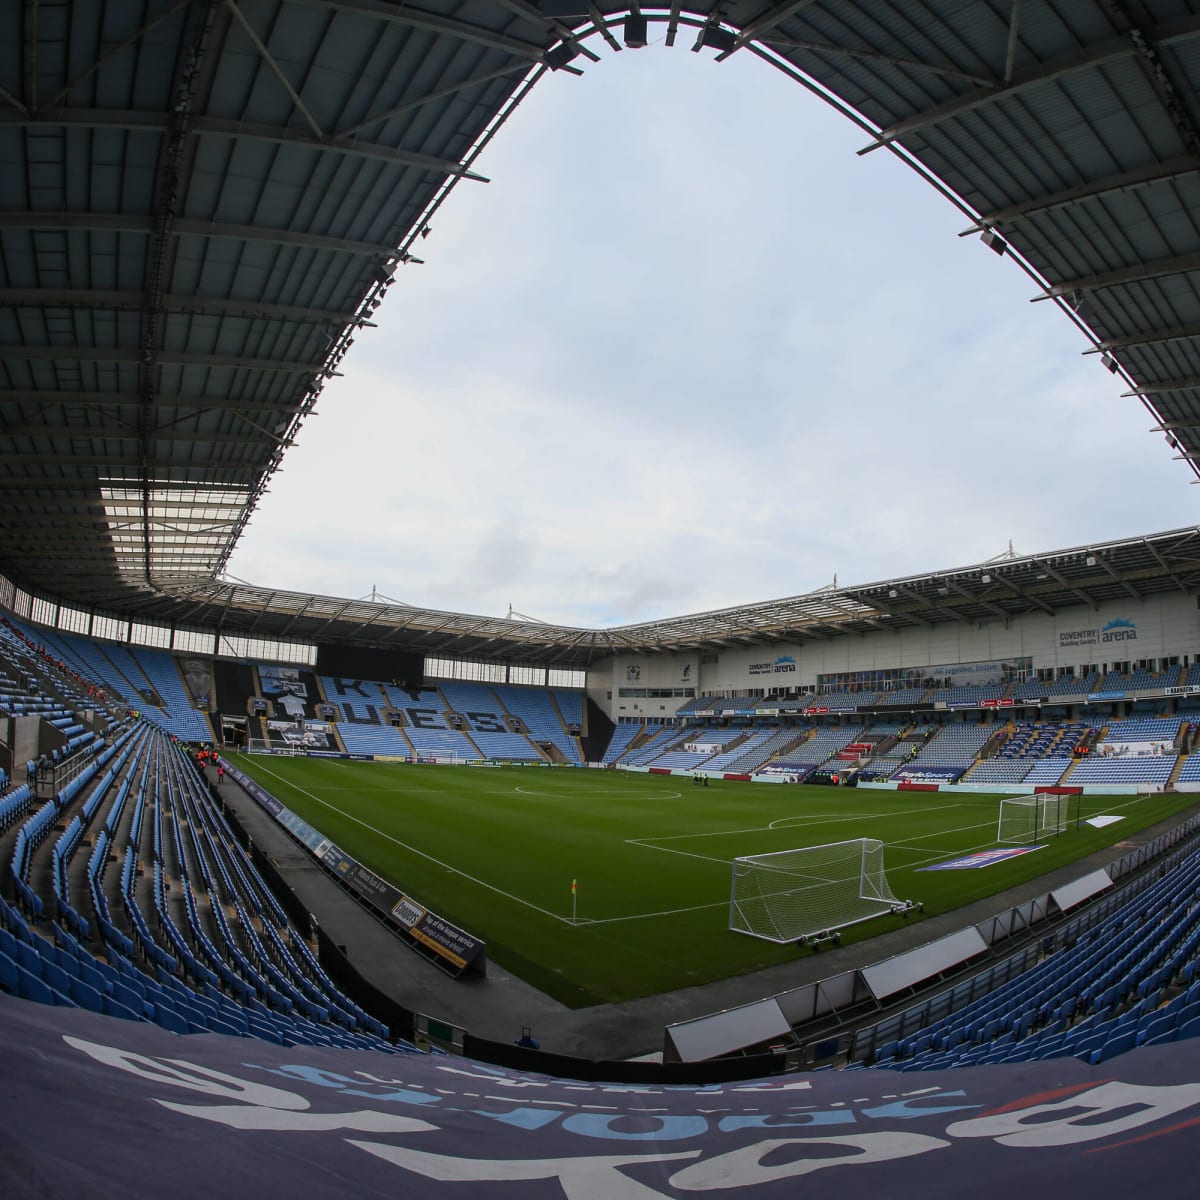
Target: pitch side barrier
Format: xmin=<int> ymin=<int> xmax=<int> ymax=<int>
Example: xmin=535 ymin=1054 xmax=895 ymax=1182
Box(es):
xmin=251 ymin=747 xmax=588 ymax=769
xmin=222 ymin=759 xmax=487 ymax=978
xmin=619 ymin=766 xmax=1162 ymax=794
xmin=665 ymin=812 xmax=1200 ymax=1066
xmin=858 ymin=780 xmax=1165 ymax=797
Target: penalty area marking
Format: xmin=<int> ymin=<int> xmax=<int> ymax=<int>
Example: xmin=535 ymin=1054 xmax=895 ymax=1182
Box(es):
xmin=767 ymin=802 xmax=960 ymax=831
xmin=627 ymin=802 xmax=963 ymax=868
xmin=571 ymin=898 xmax=732 ymax=928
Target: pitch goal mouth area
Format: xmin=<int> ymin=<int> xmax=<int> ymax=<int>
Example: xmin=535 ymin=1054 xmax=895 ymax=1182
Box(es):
xmin=728 ymin=838 xmax=917 ymax=945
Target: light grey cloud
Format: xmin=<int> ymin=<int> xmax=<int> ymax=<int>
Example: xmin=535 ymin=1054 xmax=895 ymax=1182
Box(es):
xmin=229 ymin=44 xmax=1196 ymax=629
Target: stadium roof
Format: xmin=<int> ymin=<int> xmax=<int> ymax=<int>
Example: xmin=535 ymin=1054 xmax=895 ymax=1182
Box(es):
xmin=128 ymin=523 xmax=1200 ymax=664
xmin=3 ymin=2 xmax=1200 ymax=658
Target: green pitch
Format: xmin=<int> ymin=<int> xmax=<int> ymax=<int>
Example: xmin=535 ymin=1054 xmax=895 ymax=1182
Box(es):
xmin=229 ymin=755 xmax=1197 ymax=1008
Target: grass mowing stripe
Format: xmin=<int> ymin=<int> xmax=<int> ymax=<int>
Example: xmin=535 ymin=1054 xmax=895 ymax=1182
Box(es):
xmin=623 ymin=839 xmax=732 ymax=866
xmin=229 ymin=755 xmax=1199 ymax=1007
xmin=245 ymin=757 xmax=573 ymax=925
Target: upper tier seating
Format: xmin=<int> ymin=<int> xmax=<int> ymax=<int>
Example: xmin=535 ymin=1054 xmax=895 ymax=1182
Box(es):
xmin=813 ymin=690 xmax=876 ymax=712
xmin=1047 ymin=672 xmax=1099 ymax=696
xmin=927 ymin=685 xmax=1006 ymax=706
xmin=130 ymin=648 xmax=214 ymax=742
xmin=872 ymin=688 xmax=927 ymax=707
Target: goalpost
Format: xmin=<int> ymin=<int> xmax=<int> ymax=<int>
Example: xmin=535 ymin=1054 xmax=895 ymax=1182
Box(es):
xmin=997 ymin=795 xmax=1071 ymax=845
xmin=245 ymin=738 xmax=297 ymax=756
xmin=729 ymin=838 xmax=918 ymax=947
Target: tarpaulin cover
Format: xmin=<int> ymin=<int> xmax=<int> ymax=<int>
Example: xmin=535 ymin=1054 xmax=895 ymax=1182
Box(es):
xmin=1 ymin=991 xmax=1198 ymax=1198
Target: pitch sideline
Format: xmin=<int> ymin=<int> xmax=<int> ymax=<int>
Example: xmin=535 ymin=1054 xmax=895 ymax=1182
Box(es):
xmin=240 ymin=758 xmax=577 ymax=925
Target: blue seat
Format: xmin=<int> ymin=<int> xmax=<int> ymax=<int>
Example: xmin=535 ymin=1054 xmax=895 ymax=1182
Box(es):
xmin=102 ymin=995 xmax=144 ymax=1022
xmin=40 ymin=959 xmax=73 ymax=996
xmin=247 ymin=1016 xmax=284 ymax=1044
xmin=74 ymin=958 xmax=112 ymax=996
xmin=206 ymin=1014 xmax=245 ymax=1038
xmin=153 ymin=1006 xmax=191 ymax=1036
xmin=0 ymin=948 xmax=18 ymax=994
xmin=110 ymin=980 xmax=148 ymax=1014
xmin=1090 ymin=1028 xmax=1138 ymax=1064
xmin=68 ymin=977 xmax=108 ymax=1014
xmin=14 ymin=940 xmax=41 ymax=976
xmin=1141 ymin=1025 xmax=1179 ymax=1048
xmin=27 ymin=926 xmax=58 ymax=964
xmin=90 ymin=957 xmax=121 ymax=989
xmin=54 ymin=925 xmax=83 ymax=958
xmin=1178 ymin=1014 xmax=1200 ymax=1041
xmin=16 ymin=963 xmax=74 ymax=1006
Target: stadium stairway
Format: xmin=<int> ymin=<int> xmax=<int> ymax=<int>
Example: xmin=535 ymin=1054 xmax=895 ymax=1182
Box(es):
xmin=1056 ymin=757 xmax=1082 ymax=784
xmin=1168 ymin=754 xmax=1188 ymax=789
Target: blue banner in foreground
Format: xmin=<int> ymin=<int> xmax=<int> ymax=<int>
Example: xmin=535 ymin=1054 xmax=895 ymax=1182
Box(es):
xmin=3 ymin=993 xmax=1200 ymax=1199
xmin=918 ymin=846 xmax=1046 ymax=871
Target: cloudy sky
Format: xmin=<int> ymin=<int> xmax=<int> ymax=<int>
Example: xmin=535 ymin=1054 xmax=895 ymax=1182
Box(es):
xmin=227 ymin=40 xmax=1198 ymax=629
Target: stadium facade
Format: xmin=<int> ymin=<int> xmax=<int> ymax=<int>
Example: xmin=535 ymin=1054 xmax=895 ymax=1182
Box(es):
xmin=601 ymin=583 xmax=1199 ymax=722
xmin=2 ymin=524 xmax=1198 ymax=725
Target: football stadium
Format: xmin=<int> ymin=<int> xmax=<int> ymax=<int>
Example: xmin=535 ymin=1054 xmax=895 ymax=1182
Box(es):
xmin=4 ymin=2 xmax=1200 ymax=1196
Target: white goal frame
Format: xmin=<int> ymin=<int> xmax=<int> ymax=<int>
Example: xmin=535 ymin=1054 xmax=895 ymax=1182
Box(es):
xmin=997 ymin=795 xmax=1071 ymax=845
xmin=729 ymin=838 xmax=917 ymax=946
xmin=246 ymin=738 xmax=297 ymax=756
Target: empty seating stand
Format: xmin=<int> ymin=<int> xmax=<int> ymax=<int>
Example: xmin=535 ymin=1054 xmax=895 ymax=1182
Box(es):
xmin=1 ymin=719 xmax=406 ymax=1054
xmin=855 ymin=835 xmax=1200 ymax=1071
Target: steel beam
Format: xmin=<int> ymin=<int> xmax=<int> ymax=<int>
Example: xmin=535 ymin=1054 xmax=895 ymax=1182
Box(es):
xmin=859 ymin=16 xmax=1200 ymax=154
xmin=0 ymin=107 xmax=488 ymax=180
xmin=961 ymin=156 xmax=1200 ymax=235
xmin=1038 ymin=249 xmax=1200 ymax=300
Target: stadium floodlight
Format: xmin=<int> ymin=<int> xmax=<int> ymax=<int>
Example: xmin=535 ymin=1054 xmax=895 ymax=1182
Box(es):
xmin=997 ymin=795 xmax=1071 ymax=845
xmin=980 ymin=228 xmax=1007 ymax=255
xmin=729 ymin=838 xmax=918 ymax=948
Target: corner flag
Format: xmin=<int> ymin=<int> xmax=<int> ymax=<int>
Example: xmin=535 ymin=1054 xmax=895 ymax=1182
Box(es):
xmin=571 ymin=878 xmax=577 ymax=894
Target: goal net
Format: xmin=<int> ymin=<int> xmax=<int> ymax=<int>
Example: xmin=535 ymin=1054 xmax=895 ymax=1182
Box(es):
xmin=997 ymin=795 xmax=1071 ymax=845
xmin=245 ymin=738 xmax=296 ymax=756
xmin=729 ymin=838 xmax=911 ymax=945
